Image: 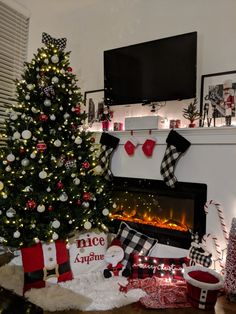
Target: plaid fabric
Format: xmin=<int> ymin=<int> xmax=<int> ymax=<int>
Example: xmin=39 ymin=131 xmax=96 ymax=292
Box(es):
xmin=130 ymin=254 xmax=189 ymax=279
xmin=42 ymin=32 xmax=67 ymax=50
xmin=99 ymin=145 xmax=114 ymax=180
xmin=189 ymin=246 xmax=212 ymax=268
xmin=43 ymin=85 xmax=55 ymax=97
xmin=116 ymin=222 xmax=156 ymax=266
xmin=160 ymin=145 xmax=181 ymax=188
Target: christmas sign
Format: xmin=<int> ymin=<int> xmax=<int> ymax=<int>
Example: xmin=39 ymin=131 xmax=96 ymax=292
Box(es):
xmin=69 ymin=231 xmax=108 ymax=277
xmin=130 ymin=254 xmax=189 ymax=280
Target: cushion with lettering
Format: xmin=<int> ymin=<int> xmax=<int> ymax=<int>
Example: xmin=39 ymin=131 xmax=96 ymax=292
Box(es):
xmin=69 ymin=231 xmax=108 ymax=277
xmin=115 ymin=222 xmax=157 ymax=266
xmin=130 ymin=254 xmax=189 ymax=280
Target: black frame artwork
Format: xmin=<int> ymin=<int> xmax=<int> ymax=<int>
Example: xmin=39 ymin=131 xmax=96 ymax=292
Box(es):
xmin=84 ymin=89 xmax=104 ymax=123
xmin=200 ymin=70 xmax=236 ymax=127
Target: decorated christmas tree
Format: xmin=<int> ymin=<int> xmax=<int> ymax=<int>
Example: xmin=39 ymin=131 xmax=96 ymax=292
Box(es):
xmin=224 ymin=217 xmax=236 ymax=302
xmin=0 ymin=33 xmax=112 ymax=249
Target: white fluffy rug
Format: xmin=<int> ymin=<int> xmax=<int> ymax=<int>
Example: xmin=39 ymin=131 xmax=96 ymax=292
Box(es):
xmin=0 ymin=263 xmax=146 ymax=312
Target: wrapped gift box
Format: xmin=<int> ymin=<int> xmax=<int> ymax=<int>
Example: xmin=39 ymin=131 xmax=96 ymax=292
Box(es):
xmin=125 ymin=116 xmax=164 ymax=130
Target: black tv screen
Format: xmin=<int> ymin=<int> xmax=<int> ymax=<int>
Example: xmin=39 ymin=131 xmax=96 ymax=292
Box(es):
xmin=104 ymin=32 xmax=197 ymax=106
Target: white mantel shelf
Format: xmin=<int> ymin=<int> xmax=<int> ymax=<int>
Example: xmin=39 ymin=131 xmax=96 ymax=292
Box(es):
xmin=96 ymin=127 xmax=236 ymax=145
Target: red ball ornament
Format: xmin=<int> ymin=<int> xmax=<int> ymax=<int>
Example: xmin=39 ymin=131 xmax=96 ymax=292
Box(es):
xmin=48 ymin=205 xmax=53 ymax=211
xmin=82 ymin=161 xmax=90 ymax=169
xmin=83 ymin=192 xmax=91 ymax=201
xmin=76 ymin=199 xmax=81 ymax=206
xmin=39 ymin=113 xmax=48 ymax=122
xmin=67 ymin=67 xmax=73 ymax=72
xmin=37 ymin=141 xmax=47 ymax=152
xmin=27 ymin=199 xmax=37 ymax=209
xmin=57 ymin=181 xmax=64 ymax=189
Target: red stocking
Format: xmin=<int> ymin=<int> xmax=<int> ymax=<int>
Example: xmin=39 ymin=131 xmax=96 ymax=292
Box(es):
xmin=142 ymin=138 xmax=156 ymax=157
xmin=124 ymin=138 xmax=138 ymax=156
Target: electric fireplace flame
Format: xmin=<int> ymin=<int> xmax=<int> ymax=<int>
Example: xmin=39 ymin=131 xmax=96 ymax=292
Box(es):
xmin=110 ymin=191 xmax=193 ymax=232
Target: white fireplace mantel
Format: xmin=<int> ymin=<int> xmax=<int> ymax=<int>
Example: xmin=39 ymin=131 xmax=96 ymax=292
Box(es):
xmin=104 ymin=126 xmax=236 ymax=145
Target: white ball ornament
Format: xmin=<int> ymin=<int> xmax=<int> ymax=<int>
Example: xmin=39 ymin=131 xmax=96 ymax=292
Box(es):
xmin=13 ymin=131 xmax=21 ymax=140
xmin=39 ymin=170 xmax=47 ymax=179
xmin=25 ymin=94 xmax=30 ymax=100
xmin=82 ymin=202 xmax=89 ymax=208
xmin=13 ymin=230 xmax=20 ymax=238
xmin=44 ymin=99 xmax=51 ymax=107
xmin=22 ymin=130 xmax=32 ymax=139
xmin=59 ymin=192 xmax=68 ymax=202
xmin=6 ymin=207 xmax=16 ymax=218
xmin=113 ymin=203 xmax=117 ymax=209
xmin=60 ymin=70 xmax=65 ymax=75
xmin=50 ymin=114 xmax=56 ymax=121
xmin=5 ymin=166 xmax=11 ymax=172
xmin=27 ymin=84 xmax=34 ymax=90
xmin=31 ymin=107 xmax=38 ymax=113
xmin=74 ymin=137 xmax=82 ymax=145
xmin=94 ymin=165 xmax=103 ymax=174
xmin=37 ymin=205 xmax=45 ymax=213
xmin=73 ymin=178 xmax=80 ymax=185
xmin=10 ymin=113 xmax=18 ymax=121
xmin=51 ymin=55 xmax=59 ymax=63
xmin=71 ymin=173 xmax=76 ymax=178
xmin=54 ymin=139 xmax=62 ymax=147
xmin=52 ymin=220 xmax=60 ymax=229
xmin=46 ymin=187 xmax=51 ymax=192
xmin=84 ymin=221 xmax=92 ymax=230
xmin=6 ymin=153 xmax=15 ymax=162
xmin=0 ymin=181 xmax=4 ymax=190
xmin=30 ymin=152 xmax=36 ymax=159
xmin=102 ymin=208 xmax=109 ymax=216
xmin=51 ymin=76 xmax=59 ymax=84
xmin=2 ymin=194 xmax=7 ymax=199
xmin=44 ymin=58 xmax=49 ymax=64
xmin=3 ymin=160 xmax=7 ymax=165
xmin=52 ymin=232 xmax=59 ymax=240
xmin=21 ymin=158 xmax=30 ymax=167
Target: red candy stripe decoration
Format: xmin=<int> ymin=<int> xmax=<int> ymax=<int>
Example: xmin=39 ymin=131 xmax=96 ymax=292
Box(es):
xmin=204 ymin=200 xmax=229 ymax=242
xmin=37 ymin=141 xmax=47 ymax=152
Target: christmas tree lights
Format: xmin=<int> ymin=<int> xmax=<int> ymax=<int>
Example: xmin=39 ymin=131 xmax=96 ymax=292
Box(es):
xmin=0 ymin=33 xmax=112 ymax=248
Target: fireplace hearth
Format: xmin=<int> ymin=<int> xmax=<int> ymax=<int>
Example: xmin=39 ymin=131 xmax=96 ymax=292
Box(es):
xmin=110 ymin=177 xmax=207 ymax=249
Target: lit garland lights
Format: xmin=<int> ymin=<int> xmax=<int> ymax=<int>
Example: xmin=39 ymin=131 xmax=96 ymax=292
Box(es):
xmin=0 ymin=35 xmax=112 ymax=248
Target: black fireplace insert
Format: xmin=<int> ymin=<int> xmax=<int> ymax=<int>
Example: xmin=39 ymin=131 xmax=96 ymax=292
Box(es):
xmin=109 ymin=177 xmax=207 ymax=249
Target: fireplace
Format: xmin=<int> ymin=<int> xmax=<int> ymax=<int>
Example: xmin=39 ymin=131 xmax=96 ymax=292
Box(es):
xmin=110 ymin=177 xmax=207 ymax=249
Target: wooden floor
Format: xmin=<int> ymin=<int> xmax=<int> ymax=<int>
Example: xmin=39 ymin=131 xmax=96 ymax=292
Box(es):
xmin=44 ymin=296 xmax=236 ymax=314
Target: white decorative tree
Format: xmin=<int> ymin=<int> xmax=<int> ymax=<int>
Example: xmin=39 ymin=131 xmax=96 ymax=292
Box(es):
xmin=224 ymin=217 xmax=236 ymax=302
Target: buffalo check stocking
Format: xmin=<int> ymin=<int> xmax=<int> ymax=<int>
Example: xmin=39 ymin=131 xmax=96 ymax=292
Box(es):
xmin=99 ymin=132 xmax=120 ymax=180
xmin=160 ymin=130 xmax=191 ymax=188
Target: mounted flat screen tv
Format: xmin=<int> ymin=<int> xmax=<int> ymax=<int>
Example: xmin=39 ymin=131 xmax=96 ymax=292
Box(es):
xmin=104 ymin=32 xmax=197 ymax=106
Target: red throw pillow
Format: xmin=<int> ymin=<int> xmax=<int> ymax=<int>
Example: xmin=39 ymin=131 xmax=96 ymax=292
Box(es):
xmin=130 ymin=254 xmax=189 ymax=280
xmin=21 ymin=240 xmax=73 ymax=293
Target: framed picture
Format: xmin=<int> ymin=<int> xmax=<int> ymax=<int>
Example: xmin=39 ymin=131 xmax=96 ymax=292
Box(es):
xmin=200 ymin=70 xmax=236 ymax=126
xmin=84 ymin=89 xmax=104 ymax=123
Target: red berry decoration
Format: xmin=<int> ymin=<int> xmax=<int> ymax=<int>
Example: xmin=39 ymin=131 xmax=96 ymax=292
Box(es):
xmin=48 ymin=205 xmax=53 ymax=211
xmin=57 ymin=181 xmax=64 ymax=189
xmin=39 ymin=113 xmax=48 ymax=122
xmin=83 ymin=192 xmax=91 ymax=201
xmin=82 ymin=161 xmax=90 ymax=169
xmin=74 ymin=105 xmax=80 ymax=115
xmin=27 ymin=199 xmax=37 ymax=209
xmin=36 ymin=141 xmax=47 ymax=152
xmin=67 ymin=67 xmax=73 ymax=72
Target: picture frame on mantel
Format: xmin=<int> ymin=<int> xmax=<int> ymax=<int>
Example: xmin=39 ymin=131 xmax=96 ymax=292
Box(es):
xmin=84 ymin=89 xmax=104 ymax=123
xmin=200 ymin=70 xmax=236 ymax=127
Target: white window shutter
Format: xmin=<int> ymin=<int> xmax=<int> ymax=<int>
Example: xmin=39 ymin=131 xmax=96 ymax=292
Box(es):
xmin=0 ymin=1 xmax=29 ymax=145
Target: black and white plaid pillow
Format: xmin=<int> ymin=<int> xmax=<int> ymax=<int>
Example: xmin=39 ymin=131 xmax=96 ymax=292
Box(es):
xmin=116 ymin=222 xmax=157 ymax=266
